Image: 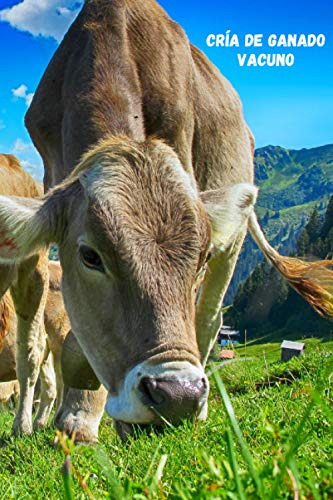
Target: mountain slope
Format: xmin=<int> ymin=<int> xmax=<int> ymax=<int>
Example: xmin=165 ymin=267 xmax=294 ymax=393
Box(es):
xmin=255 ymin=144 xmax=333 ymax=210
xmin=226 ymin=143 xmax=333 ymax=303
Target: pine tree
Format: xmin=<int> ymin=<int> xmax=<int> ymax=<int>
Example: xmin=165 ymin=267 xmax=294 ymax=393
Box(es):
xmin=297 ymin=229 xmax=310 ymax=256
xmin=321 ymin=195 xmax=333 ymax=239
xmin=325 ymin=227 xmax=333 ymax=258
xmin=262 ymin=211 xmax=269 ymax=224
xmin=311 ymin=237 xmax=325 ymax=258
xmin=233 ymin=263 xmax=267 ymax=314
xmin=306 ymin=206 xmax=322 ymax=242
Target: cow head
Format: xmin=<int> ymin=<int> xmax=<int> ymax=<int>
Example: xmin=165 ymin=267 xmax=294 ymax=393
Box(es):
xmin=0 ymin=137 xmax=256 ymax=425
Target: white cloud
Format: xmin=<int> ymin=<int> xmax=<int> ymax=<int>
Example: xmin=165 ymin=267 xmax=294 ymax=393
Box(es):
xmin=12 ymin=84 xmax=34 ymax=106
xmin=12 ymin=84 xmax=27 ymax=99
xmin=0 ymin=0 xmax=82 ymax=43
xmin=21 ymin=159 xmax=44 ymax=182
xmin=11 ymin=138 xmax=44 ymax=182
xmin=0 ymin=119 xmax=5 ymax=130
xmin=13 ymin=138 xmax=31 ymax=153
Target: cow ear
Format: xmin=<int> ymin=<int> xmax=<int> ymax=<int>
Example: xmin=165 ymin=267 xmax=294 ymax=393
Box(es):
xmin=78 ymin=164 xmax=110 ymax=205
xmin=201 ymin=183 xmax=258 ymax=251
xmin=0 ymin=196 xmax=50 ymax=262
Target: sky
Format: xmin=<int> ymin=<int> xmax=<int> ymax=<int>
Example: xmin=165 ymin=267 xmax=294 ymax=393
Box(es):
xmin=0 ymin=0 xmax=332 ymax=181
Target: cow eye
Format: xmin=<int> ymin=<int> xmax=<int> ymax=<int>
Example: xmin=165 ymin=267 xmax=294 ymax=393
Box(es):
xmin=79 ymin=245 xmax=105 ymax=273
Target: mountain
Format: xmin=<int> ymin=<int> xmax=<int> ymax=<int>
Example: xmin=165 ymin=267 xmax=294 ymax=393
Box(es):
xmin=225 ymin=143 xmax=333 ymax=304
xmin=254 ymin=144 xmax=333 ymax=207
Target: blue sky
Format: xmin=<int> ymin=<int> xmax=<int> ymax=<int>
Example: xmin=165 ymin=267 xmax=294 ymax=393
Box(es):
xmin=0 ymin=0 xmax=332 ymax=181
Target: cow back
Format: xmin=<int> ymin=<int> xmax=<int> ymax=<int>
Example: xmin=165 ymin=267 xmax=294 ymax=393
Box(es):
xmin=26 ymin=0 xmax=253 ymax=193
xmin=0 ymin=154 xmax=43 ymax=198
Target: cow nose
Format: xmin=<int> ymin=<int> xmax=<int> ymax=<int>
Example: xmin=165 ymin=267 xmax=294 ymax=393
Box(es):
xmin=138 ymin=376 xmax=207 ymax=423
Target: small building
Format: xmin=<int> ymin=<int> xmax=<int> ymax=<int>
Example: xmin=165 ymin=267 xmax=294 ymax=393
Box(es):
xmin=220 ymin=349 xmax=235 ymax=360
xmin=281 ymin=340 xmax=305 ymax=362
xmin=218 ymin=326 xmax=240 ymax=347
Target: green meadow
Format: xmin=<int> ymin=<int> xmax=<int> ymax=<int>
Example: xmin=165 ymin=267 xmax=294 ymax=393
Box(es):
xmin=0 ymin=338 xmax=332 ymax=499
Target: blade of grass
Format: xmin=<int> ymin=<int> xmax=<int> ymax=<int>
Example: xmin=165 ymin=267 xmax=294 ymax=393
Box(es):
xmin=154 ymin=454 xmax=168 ymax=484
xmin=0 ymin=477 xmax=14 ymax=499
xmin=225 ymin=429 xmax=246 ymax=500
xmin=213 ymin=370 xmax=263 ymax=497
xmin=143 ymin=441 xmax=162 ymax=482
xmin=150 ymin=407 xmax=176 ymax=429
xmin=207 ymin=357 xmax=254 ymax=377
xmin=307 ymin=474 xmax=321 ymax=500
xmin=62 ymin=456 xmax=74 ymax=500
xmin=150 ymin=454 xmax=168 ymax=497
xmin=287 ymin=459 xmax=301 ymax=500
xmin=92 ymin=447 xmax=126 ymax=499
xmin=269 ymin=403 xmax=315 ymax=499
xmin=269 ymin=359 xmax=333 ymax=499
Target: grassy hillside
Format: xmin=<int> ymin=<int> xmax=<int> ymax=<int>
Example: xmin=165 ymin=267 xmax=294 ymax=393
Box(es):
xmin=255 ymin=144 xmax=333 ymax=211
xmin=0 ymin=339 xmax=332 ymax=499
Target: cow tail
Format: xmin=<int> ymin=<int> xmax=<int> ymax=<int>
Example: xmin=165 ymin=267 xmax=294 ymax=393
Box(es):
xmin=248 ymin=211 xmax=333 ymax=319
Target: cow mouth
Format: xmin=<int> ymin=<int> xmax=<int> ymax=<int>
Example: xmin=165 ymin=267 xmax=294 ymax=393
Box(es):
xmin=105 ymin=360 xmax=209 ymax=432
xmin=113 ymin=412 xmax=203 ymax=442
xmin=113 ymin=419 xmax=169 ymax=442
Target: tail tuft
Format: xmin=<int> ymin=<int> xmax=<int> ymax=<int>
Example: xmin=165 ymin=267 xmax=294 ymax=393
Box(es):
xmin=272 ymin=256 xmax=333 ymax=318
xmin=248 ymin=212 xmax=333 ymax=319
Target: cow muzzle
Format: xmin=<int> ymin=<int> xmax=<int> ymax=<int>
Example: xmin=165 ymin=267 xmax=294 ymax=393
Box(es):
xmin=105 ymin=361 xmax=209 ymax=425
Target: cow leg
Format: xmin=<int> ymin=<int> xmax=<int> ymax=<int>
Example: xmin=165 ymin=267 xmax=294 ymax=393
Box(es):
xmin=196 ymin=231 xmax=247 ymax=366
xmin=54 ymin=331 xmax=107 ymax=442
xmin=33 ymin=349 xmax=57 ymax=430
xmin=10 ymin=252 xmax=49 ymax=435
xmin=55 ymin=387 xmax=107 ymax=442
xmin=12 ymin=381 xmax=19 ymax=409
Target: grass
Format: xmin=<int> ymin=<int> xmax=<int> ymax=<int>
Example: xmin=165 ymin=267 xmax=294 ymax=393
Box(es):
xmin=0 ymin=339 xmax=332 ymax=499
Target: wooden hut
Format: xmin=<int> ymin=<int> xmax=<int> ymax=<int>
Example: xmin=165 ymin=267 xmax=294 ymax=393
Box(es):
xmin=281 ymin=340 xmax=305 ymax=362
xmin=219 ymin=349 xmax=235 ymax=360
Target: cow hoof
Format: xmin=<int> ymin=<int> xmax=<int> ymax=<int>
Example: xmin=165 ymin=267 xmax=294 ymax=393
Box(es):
xmin=55 ymin=410 xmax=99 ymax=443
xmin=33 ymin=418 xmax=49 ymax=431
xmin=11 ymin=417 xmax=33 ymax=436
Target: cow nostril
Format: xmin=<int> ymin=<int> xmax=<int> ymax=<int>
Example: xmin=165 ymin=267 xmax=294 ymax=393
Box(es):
xmin=138 ymin=375 xmax=207 ymax=423
xmin=138 ymin=377 xmax=165 ymax=406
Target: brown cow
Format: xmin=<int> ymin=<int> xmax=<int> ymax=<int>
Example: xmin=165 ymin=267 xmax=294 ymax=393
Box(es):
xmin=0 ymin=0 xmax=332 ymax=442
xmin=0 ymin=154 xmax=42 ymax=198
xmin=0 ymin=154 xmax=49 ymax=435
xmin=0 ymin=259 xmax=70 ymax=428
